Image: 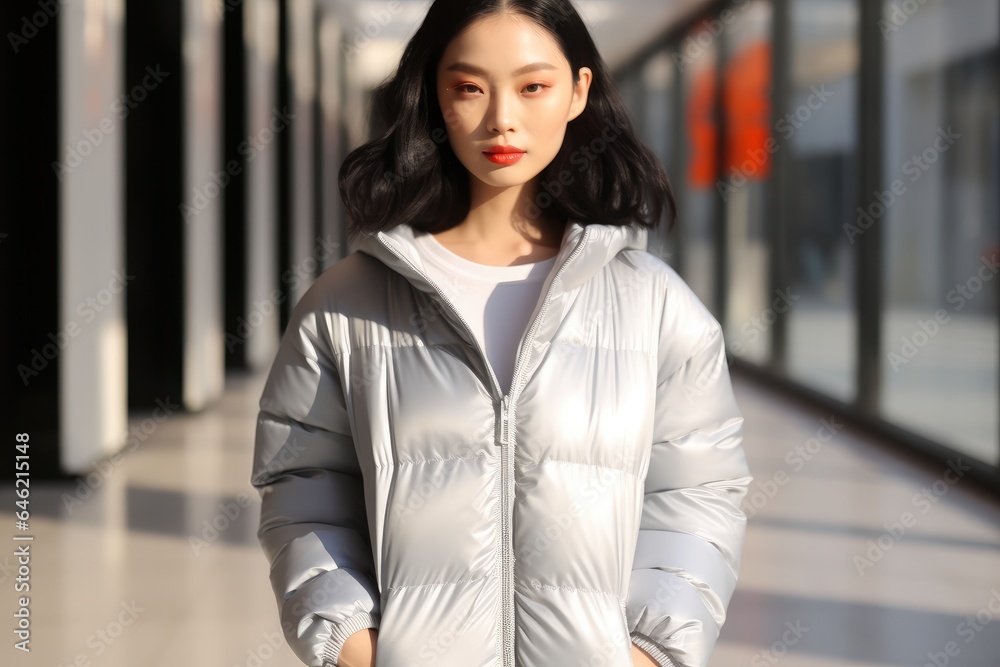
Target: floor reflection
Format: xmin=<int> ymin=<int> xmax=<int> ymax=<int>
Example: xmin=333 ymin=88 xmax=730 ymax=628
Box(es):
xmin=0 ymin=369 xmax=997 ymax=666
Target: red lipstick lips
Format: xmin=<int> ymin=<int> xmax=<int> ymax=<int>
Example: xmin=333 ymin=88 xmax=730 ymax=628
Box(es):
xmin=484 ymin=145 xmax=525 ymax=154
xmin=483 ymin=144 xmax=525 ymax=165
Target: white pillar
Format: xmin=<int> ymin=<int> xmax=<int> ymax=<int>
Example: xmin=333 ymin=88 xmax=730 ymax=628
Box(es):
xmin=59 ymin=0 xmax=127 ymax=472
xmin=245 ymin=0 xmax=280 ymax=372
xmin=183 ymin=0 xmax=225 ymax=411
xmin=289 ymin=0 xmax=317 ymax=305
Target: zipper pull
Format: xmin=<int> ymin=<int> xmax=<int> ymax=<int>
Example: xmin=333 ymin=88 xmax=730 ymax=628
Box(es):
xmin=498 ymin=395 xmax=510 ymax=446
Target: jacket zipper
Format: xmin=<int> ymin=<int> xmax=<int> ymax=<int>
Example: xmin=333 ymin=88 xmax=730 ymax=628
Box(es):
xmin=497 ymin=229 xmax=589 ymax=667
xmin=376 ymin=229 xmax=591 ymax=667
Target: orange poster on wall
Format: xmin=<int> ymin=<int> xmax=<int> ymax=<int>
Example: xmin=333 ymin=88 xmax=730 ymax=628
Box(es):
xmin=686 ymin=64 xmax=717 ymax=188
xmin=686 ymin=40 xmax=772 ymax=189
xmin=725 ymin=41 xmax=772 ymax=180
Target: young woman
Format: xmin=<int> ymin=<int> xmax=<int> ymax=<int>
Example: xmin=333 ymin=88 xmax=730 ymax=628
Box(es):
xmin=251 ymin=1 xmax=752 ymax=666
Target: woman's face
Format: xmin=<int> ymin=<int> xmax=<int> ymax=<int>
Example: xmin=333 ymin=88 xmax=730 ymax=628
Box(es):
xmin=435 ymin=13 xmax=592 ymax=191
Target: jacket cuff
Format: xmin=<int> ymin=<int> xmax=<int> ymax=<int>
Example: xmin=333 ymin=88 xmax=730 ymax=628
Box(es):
xmin=321 ymin=611 xmax=380 ymax=666
xmin=631 ymin=632 xmax=677 ymax=667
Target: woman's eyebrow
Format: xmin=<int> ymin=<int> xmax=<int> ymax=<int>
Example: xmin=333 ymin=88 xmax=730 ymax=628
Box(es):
xmin=444 ymin=61 xmax=558 ymax=77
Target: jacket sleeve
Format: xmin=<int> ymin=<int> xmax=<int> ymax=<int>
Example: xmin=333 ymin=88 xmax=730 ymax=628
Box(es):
xmin=250 ymin=287 xmax=380 ymax=667
xmin=627 ymin=276 xmax=752 ymax=667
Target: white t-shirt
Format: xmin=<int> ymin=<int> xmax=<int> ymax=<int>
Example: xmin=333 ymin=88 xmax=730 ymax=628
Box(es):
xmin=412 ymin=231 xmax=558 ymax=395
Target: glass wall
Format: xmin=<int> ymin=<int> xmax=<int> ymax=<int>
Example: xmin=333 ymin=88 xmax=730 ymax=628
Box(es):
xmin=641 ymin=50 xmax=677 ymax=261
xmin=676 ymin=19 xmax=720 ymax=315
xmin=785 ymin=0 xmax=859 ymax=401
xmin=879 ymin=0 xmax=999 ymax=464
xmin=721 ymin=0 xmax=773 ymax=365
xmin=613 ymin=0 xmax=999 ymax=476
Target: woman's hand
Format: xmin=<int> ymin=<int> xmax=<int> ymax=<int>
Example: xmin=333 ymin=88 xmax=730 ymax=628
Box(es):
xmin=339 ymin=628 xmax=377 ymax=667
xmin=631 ymin=643 xmax=659 ymax=667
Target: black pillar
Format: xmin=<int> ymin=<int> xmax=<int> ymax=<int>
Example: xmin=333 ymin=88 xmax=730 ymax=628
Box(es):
xmin=223 ymin=0 xmax=249 ymax=370
xmin=277 ymin=0 xmax=292 ymax=330
xmin=1 ymin=0 xmax=63 ymax=479
xmin=125 ymin=0 xmax=186 ymax=410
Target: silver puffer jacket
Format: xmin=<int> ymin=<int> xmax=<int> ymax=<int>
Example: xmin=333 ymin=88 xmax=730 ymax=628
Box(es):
xmin=251 ymin=220 xmax=752 ymax=667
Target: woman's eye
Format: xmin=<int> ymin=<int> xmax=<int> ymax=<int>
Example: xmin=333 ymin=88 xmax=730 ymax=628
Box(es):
xmin=453 ymin=83 xmax=546 ymax=95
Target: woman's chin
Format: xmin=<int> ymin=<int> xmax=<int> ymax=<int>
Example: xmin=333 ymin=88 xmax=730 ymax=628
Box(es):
xmin=467 ymin=164 xmax=545 ymax=190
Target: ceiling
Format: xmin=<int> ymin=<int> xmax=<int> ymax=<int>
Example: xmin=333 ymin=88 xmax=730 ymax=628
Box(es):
xmin=322 ymin=0 xmax=711 ymax=86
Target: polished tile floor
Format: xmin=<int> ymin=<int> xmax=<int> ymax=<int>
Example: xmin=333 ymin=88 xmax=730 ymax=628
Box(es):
xmin=1 ymin=369 xmax=998 ymax=666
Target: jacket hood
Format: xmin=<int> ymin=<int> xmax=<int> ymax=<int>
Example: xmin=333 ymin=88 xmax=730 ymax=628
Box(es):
xmin=353 ymin=220 xmax=649 ymax=296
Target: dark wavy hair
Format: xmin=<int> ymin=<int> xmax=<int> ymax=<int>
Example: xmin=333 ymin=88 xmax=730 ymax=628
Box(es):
xmin=338 ymin=0 xmax=676 ymax=240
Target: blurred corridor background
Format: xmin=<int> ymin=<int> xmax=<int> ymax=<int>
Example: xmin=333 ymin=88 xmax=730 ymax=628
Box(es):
xmin=1 ymin=0 xmax=998 ymax=665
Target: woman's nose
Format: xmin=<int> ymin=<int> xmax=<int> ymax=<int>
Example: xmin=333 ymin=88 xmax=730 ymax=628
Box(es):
xmin=486 ymin=90 xmax=515 ymax=134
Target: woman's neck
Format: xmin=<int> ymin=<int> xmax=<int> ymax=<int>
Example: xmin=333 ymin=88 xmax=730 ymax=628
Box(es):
xmin=432 ymin=178 xmax=565 ymax=266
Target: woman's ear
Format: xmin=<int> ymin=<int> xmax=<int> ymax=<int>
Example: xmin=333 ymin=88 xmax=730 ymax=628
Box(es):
xmin=567 ymin=67 xmax=593 ymax=122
